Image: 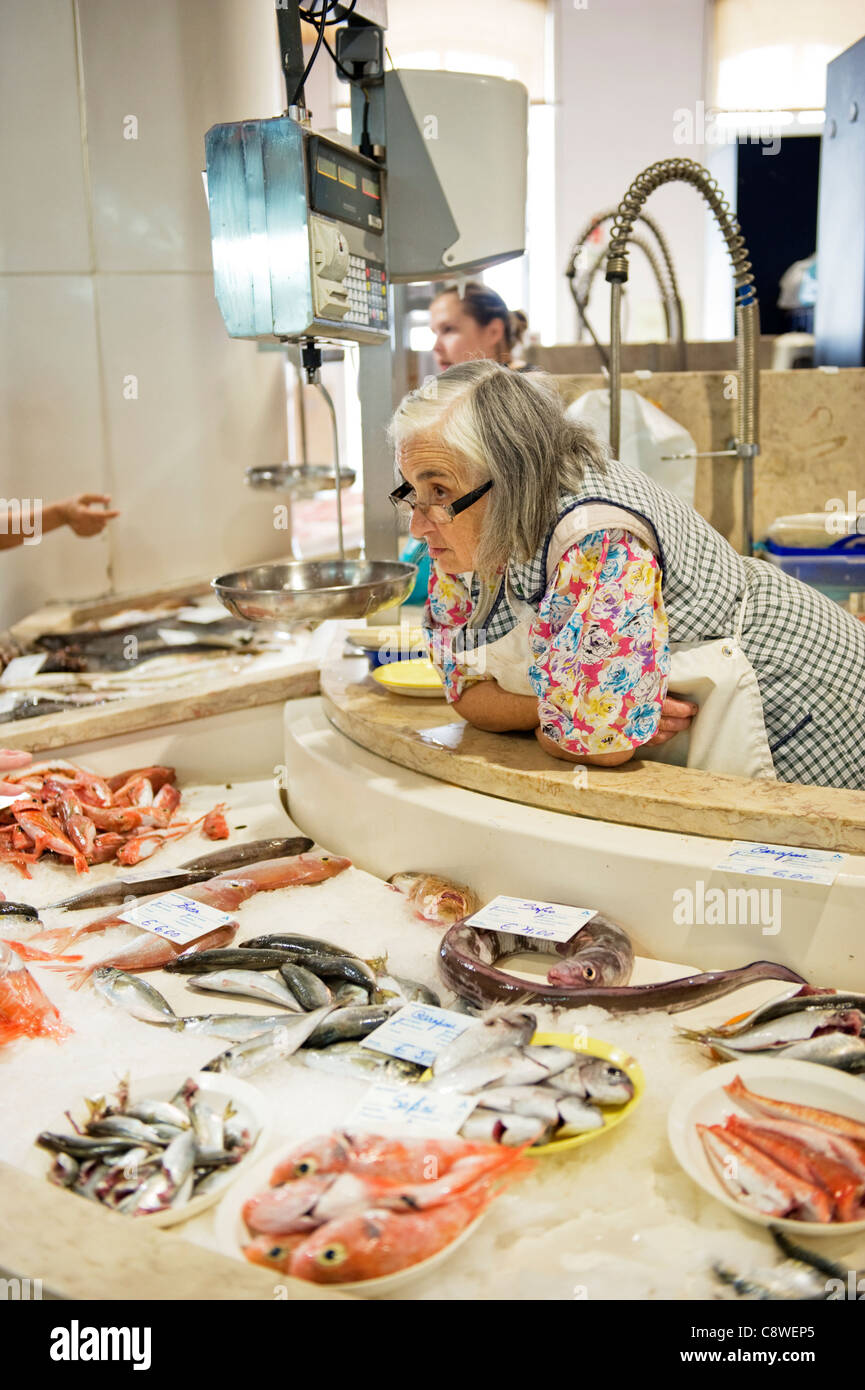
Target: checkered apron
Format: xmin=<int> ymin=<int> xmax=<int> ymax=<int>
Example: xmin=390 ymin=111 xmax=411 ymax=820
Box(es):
xmin=467 ymin=458 xmax=865 ymax=789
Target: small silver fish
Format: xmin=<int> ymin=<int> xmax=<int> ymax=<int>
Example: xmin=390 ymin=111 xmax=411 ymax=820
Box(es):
xmin=170 ymin=1013 xmax=292 ymax=1042
xmin=701 ymin=1033 xmax=865 ymax=1072
xmin=460 ymin=1111 xmax=551 ymax=1147
xmin=373 ymin=974 xmax=441 ymax=1007
xmin=300 ymin=1042 xmax=424 ymax=1083
xmin=474 ymin=1085 xmax=561 ymax=1124
xmin=278 ymin=962 xmax=332 ymax=1010
xmin=556 ymin=1096 xmax=604 ymax=1135
xmin=88 ymin=1115 xmax=163 ymax=1146
xmin=161 ymin=1129 xmax=196 ymax=1187
xmin=126 ymin=1099 xmax=190 ymax=1129
xmin=187 ymin=969 xmax=302 ymax=1010
xmin=92 ymin=967 xmax=177 ymax=1025
xmin=547 ymin=1058 xmax=635 ymax=1105
xmin=202 ymin=1005 xmax=335 ymax=1075
xmin=432 ymin=1008 xmax=537 ymax=1077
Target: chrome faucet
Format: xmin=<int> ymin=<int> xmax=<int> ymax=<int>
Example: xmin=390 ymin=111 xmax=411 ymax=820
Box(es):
xmin=604 ymin=158 xmax=760 ymax=557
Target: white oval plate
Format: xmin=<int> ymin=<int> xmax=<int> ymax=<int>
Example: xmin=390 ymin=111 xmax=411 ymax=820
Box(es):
xmin=668 ymin=1058 xmax=865 ymax=1237
xmin=214 ymin=1144 xmax=484 ymax=1296
xmin=32 ymin=1069 xmax=270 ymax=1228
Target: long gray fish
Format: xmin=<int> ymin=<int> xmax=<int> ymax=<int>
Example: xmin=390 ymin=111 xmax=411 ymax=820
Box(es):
xmin=46 ymin=836 xmax=315 ymax=911
xmin=680 ymin=988 xmax=865 ymax=1041
xmin=439 ymin=918 xmax=808 ymax=1013
xmin=164 ymin=947 xmax=295 ymax=975
xmin=705 ymin=1032 xmax=865 ymax=1073
xmin=186 ymin=969 xmax=302 ymax=1010
xmin=168 ymin=1013 xmax=293 ymax=1042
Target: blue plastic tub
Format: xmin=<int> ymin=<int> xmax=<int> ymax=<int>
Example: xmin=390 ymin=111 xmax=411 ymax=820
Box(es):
xmin=761 ymin=532 xmax=865 ymax=603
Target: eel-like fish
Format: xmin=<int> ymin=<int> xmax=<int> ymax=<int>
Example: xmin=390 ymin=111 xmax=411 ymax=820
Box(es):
xmin=45 ymin=835 xmax=315 ymax=911
xmin=438 ymin=919 xmax=807 ymax=1013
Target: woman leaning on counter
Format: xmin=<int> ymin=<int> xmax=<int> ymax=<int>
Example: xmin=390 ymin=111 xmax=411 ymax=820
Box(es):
xmin=388 ymin=361 xmax=865 ymax=790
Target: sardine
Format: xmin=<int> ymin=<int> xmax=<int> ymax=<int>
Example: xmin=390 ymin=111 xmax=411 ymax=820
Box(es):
xmin=190 ymin=1099 xmax=223 ymax=1152
xmin=169 ymin=1013 xmax=292 ymax=1042
xmin=300 ymin=1041 xmax=424 ymax=1083
xmin=164 ymin=947 xmax=295 ymax=975
xmin=161 ymin=1129 xmax=195 ymax=1187
xmin=186 ymin=969 xmax=303 ymax=1010
xmin=710 ymin=1033 xmax=865 ymax=1072
xmin=278 ymin=962 xmax=332 ymax=1010
xmin=274 ymin=951 xmax=382 ymax=990
xmin=202 ymin=1006 xmax=334 ymax=1075
xmin=89 ymin=1115 xmax=163 ymax=1146
xmin=126 ymin=1100 xmax=190 ymax=1129
xmin=240 ymin=932 xmax=359 ymax=959
xmin=37 ymin=1132 xmax=133 ymax=1158
xmin=333 ymin=982 xmax=371 ymax=1006
xmin=373 ymin=974 xmax=441 ymax=1007
xmin=303 ymin=1002 xmax=399 ymax=1048
xmin=0 ymin=901 xmax=40 ymax=921
xmin=92 ymin=967 xmax=176 ymax=1024
xmin=439 ymin=917 xmax=807 ymax=1011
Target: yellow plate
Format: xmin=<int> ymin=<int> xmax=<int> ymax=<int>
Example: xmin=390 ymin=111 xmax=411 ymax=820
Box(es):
xmin=422 ymin=1032 xmax=644 ymax=1157
xmin=371 ymin=657 xmax=444 ymax=697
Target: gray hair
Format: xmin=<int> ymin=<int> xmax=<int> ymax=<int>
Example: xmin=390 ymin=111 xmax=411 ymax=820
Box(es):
xmin=388 ymin=361 xmax=608 ymax=576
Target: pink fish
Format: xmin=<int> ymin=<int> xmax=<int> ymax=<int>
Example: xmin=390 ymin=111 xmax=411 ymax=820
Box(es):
xmin=60 ymin=922 xmax=238 ymax=990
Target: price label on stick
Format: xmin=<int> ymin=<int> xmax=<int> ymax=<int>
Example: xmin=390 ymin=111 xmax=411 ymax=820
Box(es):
xmin=118 ymin=892 xmax=234 ymax=945
xmin=466 ymin=894 xmax=597 ymax=943
xmin=359 ymin=1003 xmax=475 ymax=1069
xmin=0 ymin=653 xmax=46 ymax=685
xmin=348 ymin=1083 xmax=478 ymax=1137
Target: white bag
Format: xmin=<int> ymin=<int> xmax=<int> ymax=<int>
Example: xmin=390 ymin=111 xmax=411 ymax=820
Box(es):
xmin=566 ymin=387 xmax=697 ymax=505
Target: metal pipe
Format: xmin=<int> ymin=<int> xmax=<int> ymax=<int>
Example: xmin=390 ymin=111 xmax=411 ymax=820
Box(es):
xmin=605 ymin=158 xmax=760 ymax=556
xmin=576 ymin=233 xmax=676 ymax=370
xmin=314 ymin=381 xmax=345 ymax=561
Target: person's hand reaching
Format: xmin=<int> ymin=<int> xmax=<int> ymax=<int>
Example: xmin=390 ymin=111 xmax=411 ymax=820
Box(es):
xmin=648 ymin=695 xmax=698 ymax=746
xmin=57 ymin=494 xmax=120 ymax=537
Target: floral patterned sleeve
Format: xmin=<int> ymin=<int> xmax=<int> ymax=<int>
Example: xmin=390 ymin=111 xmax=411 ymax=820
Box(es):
xmin=423 ymin=561 xmax=481 ymax=703
xmin=528 ymin=529 xmax=670 ymax=756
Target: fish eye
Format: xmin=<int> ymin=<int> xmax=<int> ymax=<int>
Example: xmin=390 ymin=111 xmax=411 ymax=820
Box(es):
xmin=316 ymin=1243 xmax=348 ymax=1267
xmin=583 ymin=965 xmax=597 ymax=981
xmin=294 ymin=1158 xmax=317 ymax=1176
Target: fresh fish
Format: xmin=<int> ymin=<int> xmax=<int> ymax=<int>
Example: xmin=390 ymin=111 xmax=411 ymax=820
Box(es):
xmin=459 ymin=1111 xmax=551 ymax=1147
xmin=556 ymin=1096 xmax=605 ymax=1136
xmin=0 ymin=941 xmax=70 ymax=1045
xmin=269 ymin=1132 xmax=498 ymax=1186
xmin=303 ymin=1003 xmax=399 ymax=1048
xmin=724 ymin=1115 xmax=865 ymax=1221
xmin=240 ymin=932 xmax=358 ymax=958
xmin=705 ymin=1033 xmax=865 ymax=1072
xmin=92 ymin=967 xmax=176 ymax=1024
xmin=36 ymin=1132 xmax=132 ymax=1159
xmin=387 ymin=872 xmax=480 ymax=927
xmin=61 ymin=923 xmax=238 ymax=988
xmin=0 ymin=901 xmax=40 ymax=921
xmin=300 ymin=1041 xmax=424 ymax=1084
xmin=713 ymin=1228 xmax=853 ymax=1301
xmin=129 ymin=1169 xmax=175 ymax=1216
xmin=439 ymin=918 xmax=807 ymax=1011
xmin=520 ymin=1045 xmax=585 ymax=1078
xmin=287 ymin=1181 xmax=508 ymax=1283
xmin=699 ymin=1125 xmax=833 ymax=1222
xmin=202 ymin=1006 xmax=335 ymax=1075
xmin=280 ymin=952 xmax=383 ymax=991
xmin=186 ymin=969 xmax=302 ymax=1010
xmin=278 ymin=962 xmax=332 ymax=1010
xmin=373 ymin=974 xmax=441 ymax=1007
xmin=169 ymin=1013 xmax=292 ymax=1043
xmin=46 ymin=868 xmax=215 ymax=912
xmin=190 ymin=1099 xmax=223 ymax=1151
xmin=432 ymin=1049 xmax=526 ymax=1095
xmin=47 ymin=1153 xmax=79 ymax=1187
xmin=89 ymin=1115 xmax=163 ymax=1146
xmin=719 ymin=1115 xmax=865 ymax=1183
xmin=164 ymin=947 xmax=295 ymax=975
xmin=126 ymin=1100 xmax=190 ymax=1129
xmin=333 ymin=983 xmax=369 ymax=1006
xmin=726 ymin=1074 xmax=865 ymax=1144
xmin=161 ymin=1129 xmax=196 ymax=1187
xmin=698 ymin=987 xmax=865 ymax=1040
xmin=432 ymin=1008 xmax=537 ymax=1077
xmin=548 ymin=1058 xmax=635 ymax=1105
xmin=243 ymin=1175 xmax=336 ymax=1236
xmin=178 ymin=836 xmax=315 ymax=871
xmin=474 ymin=1085 xmax=561 ymax=1124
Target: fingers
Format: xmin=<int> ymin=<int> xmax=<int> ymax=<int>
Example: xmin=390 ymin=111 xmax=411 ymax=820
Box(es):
xmin=74 ymin=493 xmax=113 ymax=506
xmin=0 ymin=749 xmax=32 ymax=771
xmin=662 ymin=695 xmax=699 ymax=718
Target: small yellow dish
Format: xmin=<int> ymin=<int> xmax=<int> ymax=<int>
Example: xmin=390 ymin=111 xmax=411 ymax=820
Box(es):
xmin=371 ymin=657 xmax=444 ymax=698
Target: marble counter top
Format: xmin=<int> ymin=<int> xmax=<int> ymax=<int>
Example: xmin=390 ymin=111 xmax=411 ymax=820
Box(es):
xmin=322 ymin=656 xmax=865 ymax=853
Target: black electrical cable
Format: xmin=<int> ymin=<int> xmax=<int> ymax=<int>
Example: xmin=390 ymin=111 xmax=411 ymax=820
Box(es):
xmin=289 ymin=1 xmax=329 ymax=107
xmin=298 ymin=0 xmax=355 ymax=28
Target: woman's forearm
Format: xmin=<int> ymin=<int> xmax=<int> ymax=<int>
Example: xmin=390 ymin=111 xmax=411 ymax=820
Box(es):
xmin=535 ymin=727 xmax=635 ymax=766
xmin=452 ymin=680 xmax=540 ymax=732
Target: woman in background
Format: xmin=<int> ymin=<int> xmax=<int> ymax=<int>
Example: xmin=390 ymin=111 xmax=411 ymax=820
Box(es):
xmin=428 ymin=282 xmax=537 ymax=373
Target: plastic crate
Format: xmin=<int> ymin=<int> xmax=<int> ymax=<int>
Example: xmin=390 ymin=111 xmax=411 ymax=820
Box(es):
xmin=761 ymin=532 xmax=865 ymax=603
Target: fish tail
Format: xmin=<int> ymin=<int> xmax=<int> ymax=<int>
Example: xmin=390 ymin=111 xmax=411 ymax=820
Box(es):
xmin=65 ymin=965 xmax=94 ymax=991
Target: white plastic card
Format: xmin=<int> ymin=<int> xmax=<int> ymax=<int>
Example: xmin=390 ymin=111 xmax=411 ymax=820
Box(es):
xmin=0 ymin=793 xmax=29 ymax=810
xmin=174 ymin=605 xmax=227 ymax=624
xmin=347 ymin=1082 xmax=477 ymax=1137
xmin=713 ymin=841 xmax=843 ymax=886
xmin=118 ymin=892 xmax=234 ymax=944
xmin=466 ymin=894 xmax=597 ymax=943
xmin=359 ymin=1003 xmax=475 ymax=1068
xmin=0 ymin=654 xmax=46 ymax=685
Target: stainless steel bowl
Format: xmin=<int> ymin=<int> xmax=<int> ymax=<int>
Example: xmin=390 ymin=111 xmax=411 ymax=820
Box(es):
xmin=245 ymin=464 xmax=357 ymax=497
xmin=212 ymin=560 xmax=417 ymax=625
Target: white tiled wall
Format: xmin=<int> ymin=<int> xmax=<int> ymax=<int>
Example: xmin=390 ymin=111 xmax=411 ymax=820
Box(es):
xmin=0 ymin=0 xmax=289 ymax=630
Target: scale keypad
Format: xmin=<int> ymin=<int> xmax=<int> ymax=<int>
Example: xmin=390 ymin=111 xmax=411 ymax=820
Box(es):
xmin=343 ymin=254 xmax=388 ymax=328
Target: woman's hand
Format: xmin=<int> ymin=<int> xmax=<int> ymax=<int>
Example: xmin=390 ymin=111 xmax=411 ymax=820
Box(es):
xmin=534 ymin=728 xmax=634 ymax=766
xmin=0 ymin=749 xmax=31 ymax=772
xmin=647 ymin=695 xmax=698 ymax=747
xmin=56 ymin=494 xmax=120 ymax=537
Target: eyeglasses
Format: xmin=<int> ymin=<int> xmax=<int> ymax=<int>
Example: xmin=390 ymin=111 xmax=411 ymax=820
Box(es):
xmin=388 ymin=478 xmax=493 ymax=526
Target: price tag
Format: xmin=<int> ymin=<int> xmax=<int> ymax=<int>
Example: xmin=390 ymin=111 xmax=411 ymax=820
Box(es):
xmin=118 ymin=892 xmax=234 ymax=944
xmin=0 ymin=691 xmax=19 ymax=716
xmin=156 ymin=628 xmax=201 ymax=647
xmin=713 ymin=841 xmax=843 ymax=886
xmin=466 ymin=894 xmax=597 ymax=943
xmin=0 ymin=793 xmax=29 ymax=810
xmin=0 ymin=654 xmax=46 ymax=685
xmin=347 ymin=1082 xmax=478 ymax=1137
xmin=359 ymin=1003 xmax=475 ymax=1069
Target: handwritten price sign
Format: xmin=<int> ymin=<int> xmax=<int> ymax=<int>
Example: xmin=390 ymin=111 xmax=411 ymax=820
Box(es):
xmin=119 ymin=892 xmax=234 ymax=944
xmin=359 ymin=1003 xmax=475 ymax=1068
xmin=466 ymin=895 xmax=597 ymax=943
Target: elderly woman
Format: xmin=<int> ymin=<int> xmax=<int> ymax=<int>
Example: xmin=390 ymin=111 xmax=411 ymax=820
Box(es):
xmin=388 ymin=361 xmax=865 ymax=789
